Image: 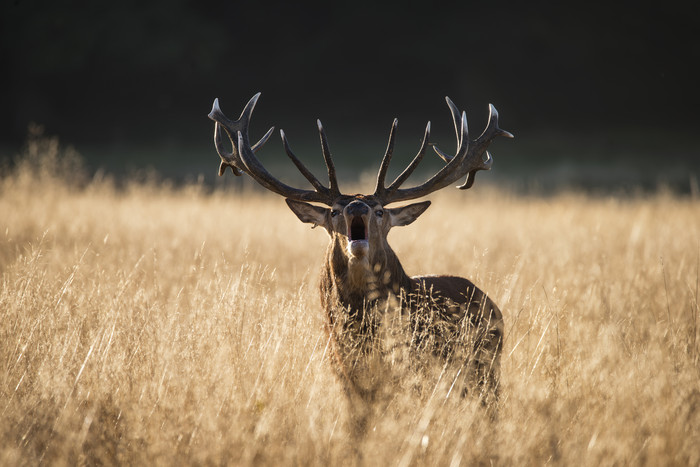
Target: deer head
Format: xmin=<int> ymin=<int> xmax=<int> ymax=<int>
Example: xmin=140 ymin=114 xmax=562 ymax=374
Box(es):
xmin=207 ymin=93 xmax=513 ymax=261
xmin=285 ymin=195 xmax=429 ymax=264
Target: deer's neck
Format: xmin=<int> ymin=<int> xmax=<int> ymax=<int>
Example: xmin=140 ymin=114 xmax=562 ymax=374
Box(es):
xmin=320 ymin=236 xmax=412 ymax=312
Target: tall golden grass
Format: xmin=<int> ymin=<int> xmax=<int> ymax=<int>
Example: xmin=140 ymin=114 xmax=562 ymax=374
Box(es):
xmin=1 ymin=134 xmax=699 ymax=465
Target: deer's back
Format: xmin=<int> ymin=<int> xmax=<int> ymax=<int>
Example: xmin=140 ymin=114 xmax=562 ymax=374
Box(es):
xmin=410 ymin=275 xmax=503 ymax=325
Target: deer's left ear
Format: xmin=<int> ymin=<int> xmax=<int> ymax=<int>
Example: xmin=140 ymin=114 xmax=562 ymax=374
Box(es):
xmin=285 ymin=199 xmax=329 ymax=227
xmin=387 ymin=201 xmax=431 ymax=227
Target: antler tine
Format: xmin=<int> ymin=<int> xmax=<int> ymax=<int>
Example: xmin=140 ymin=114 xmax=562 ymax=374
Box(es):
xmin=433 ymin=97 xmax=468 ymax=163
xmin=317 ymin=120 xmax=341 ymax=197
xmin=446 ymin=97 xmax=465 ymax=147
xmin=385 ymin=121 xmax=431 ymax=193
xmin=280 ymin=129 xmax=330 ymax=194
xmin=252 ymin=126 xmax=275 ymax=152
xmin=236 ymin=130 xmax=334 ymax=203
xmin=208 ymin=97 xmax=238 ymax=130
xmin=209 ymin=93 xmax=338 ymax=204
xmin=479 ymin=104 xmax=515 ymax=141
xmin=374 ymin=118 xmax=398 ymax=196
xmin=214 ymin=122 xmax=242 ymax=176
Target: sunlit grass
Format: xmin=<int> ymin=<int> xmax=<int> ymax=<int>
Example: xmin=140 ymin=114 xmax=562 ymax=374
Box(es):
xmin=1 ymin=137 xmax=699 ymax=465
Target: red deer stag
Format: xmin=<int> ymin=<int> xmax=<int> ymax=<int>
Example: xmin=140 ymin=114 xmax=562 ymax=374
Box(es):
xmin=208 ymin=93 xmax=512 ymax=407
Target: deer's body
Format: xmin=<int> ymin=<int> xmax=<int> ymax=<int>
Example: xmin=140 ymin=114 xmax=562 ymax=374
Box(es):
xmin=207 ymin=93 xmax=512 ymax=408
xmin=310 ymin=196 xmax=503 ymax=401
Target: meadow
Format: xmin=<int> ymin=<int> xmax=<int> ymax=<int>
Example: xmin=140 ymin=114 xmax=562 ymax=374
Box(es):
xmin=1 ymin=134 xmax=699 ymax=465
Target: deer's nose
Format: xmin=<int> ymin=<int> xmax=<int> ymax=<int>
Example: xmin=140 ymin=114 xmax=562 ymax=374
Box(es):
xmin=345 ymin=201 xmax=369 ymax=217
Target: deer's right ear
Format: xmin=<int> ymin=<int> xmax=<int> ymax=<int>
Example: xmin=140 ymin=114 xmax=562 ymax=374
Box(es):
xmin=285 ymin=199 xmax=329 ymax=227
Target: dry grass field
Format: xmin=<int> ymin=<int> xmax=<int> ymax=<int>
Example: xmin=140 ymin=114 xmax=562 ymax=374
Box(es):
xmin=1 ymin=135 xmax=699 ymax=465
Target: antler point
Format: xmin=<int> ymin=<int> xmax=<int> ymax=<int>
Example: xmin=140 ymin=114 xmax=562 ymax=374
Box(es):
xmin=208 ymin=98 xmax=222 ymax=120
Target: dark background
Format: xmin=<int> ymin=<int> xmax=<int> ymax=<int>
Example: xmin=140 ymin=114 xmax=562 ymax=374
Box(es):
xmin=2 ymin=0 xmax=699 ymax=191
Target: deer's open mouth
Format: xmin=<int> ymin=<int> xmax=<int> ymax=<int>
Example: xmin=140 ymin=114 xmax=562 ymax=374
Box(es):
xmin=347 ymin=216 xmax=369 ymax=258
xmin=349 ymin=217 xmax=367 ymax=242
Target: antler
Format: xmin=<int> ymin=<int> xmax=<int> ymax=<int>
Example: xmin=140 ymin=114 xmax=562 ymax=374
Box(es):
xmin=208 ymin=93 xmax=341 ymax=204
xmin=374 ymin=97 xmax=513 ymax=204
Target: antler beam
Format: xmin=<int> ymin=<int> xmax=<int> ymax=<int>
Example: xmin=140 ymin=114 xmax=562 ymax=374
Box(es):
xmin=208 ymin=94 xmax=512 ymax=207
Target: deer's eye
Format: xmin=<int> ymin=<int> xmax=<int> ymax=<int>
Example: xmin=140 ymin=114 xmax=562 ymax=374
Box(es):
xmin=331 ymin=209 xmax=340 ymax=217
xmin=375 ymin=210 xmax=384 ymax=218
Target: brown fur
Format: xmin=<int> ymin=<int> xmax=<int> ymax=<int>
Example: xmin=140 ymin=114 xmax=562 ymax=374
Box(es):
xmin=287 ymin=195 xmax=503 ymax=405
